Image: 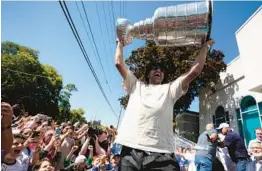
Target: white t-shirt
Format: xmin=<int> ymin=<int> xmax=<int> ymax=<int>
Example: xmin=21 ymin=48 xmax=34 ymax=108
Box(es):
xmin=115 ymin=69 xmax=187 ymax=153
xmin=1 ymin=160 xmax=24 ymax=171
xmin=17 ymin=148 xmax=33 ymax=171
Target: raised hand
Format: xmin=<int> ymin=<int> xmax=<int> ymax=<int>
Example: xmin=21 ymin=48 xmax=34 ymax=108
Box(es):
xmin=1 ymin=102 xmax=13 ymax=125
xmin=72 ymin=145 xmax=79 ymax=152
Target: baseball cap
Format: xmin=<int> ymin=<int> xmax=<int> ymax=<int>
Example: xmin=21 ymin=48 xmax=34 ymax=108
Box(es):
xmin=74 ymin=155 xmax=86 ymax=164
xmin=217 ymin=123 xmax=230 ymax=130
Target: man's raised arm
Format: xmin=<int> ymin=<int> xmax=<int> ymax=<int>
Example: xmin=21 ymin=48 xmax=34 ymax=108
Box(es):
xmin=115 ymin=41 xmax=127 ymax=79
xmin=180 ymin=39 xmax=215 ymax=91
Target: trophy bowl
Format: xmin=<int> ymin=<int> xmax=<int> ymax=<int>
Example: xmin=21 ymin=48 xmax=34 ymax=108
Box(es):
xmin=116 ymin=0 xmax=213 ymax=47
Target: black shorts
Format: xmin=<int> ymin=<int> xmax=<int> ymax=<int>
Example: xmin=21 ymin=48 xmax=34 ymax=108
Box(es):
xmin=119 ymin=146 xmax=180 ymax=171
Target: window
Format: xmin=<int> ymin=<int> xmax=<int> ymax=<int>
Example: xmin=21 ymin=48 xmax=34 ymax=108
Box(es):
xmin=241 ymin=96 xmax=257 ymax=112
xmin=213 ymin=106 xmax=230 ymax=128
xmin=258 ymin=101 xmax=262 ymax=115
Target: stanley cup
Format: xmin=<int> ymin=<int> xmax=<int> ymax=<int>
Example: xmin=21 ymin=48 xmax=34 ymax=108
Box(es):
xmin=116 ymin=0 xmax=213 ymax=46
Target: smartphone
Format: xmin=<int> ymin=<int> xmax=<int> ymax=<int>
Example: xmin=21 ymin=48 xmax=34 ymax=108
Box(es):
xmin=56 ymin=128 xmax=62 ymax=136
xmin=31 ymin=131 xmax=40 ymax=138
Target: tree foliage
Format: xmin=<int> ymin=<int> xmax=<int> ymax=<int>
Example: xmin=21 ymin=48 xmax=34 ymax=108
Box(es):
xmin=1 ymin=41 xmax=87 ymax=123
xmin=69 ymin=108 xmax=87 ymax=124
xmin=1 ymin=41 xmax=63 ymax=117
xmin=56 ymin=83 xmax=86 ymax=123
xmin=119 ymin=41 xmax=226 ymax=114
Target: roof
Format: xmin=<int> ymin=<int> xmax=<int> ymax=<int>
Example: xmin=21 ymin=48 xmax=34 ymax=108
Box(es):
xmin=184 ymin=110 xmax=199 ymax=115
xmin=235 ymin=6 xmax=262 ymax=35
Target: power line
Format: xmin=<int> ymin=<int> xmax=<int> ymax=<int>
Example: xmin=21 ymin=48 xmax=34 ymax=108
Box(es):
xmin=75 ymin=1 xmax=111 ymax=93
xmin=94 ymin=1 xmax=112 ymax=86
xmin=58 ymin=0 xmax=117 ymax=118
xmin=107 ymin=1 xmax=116 ymax=44
xmin=79 ymin=0 xmax=111 ymax=92
xmin=101 ymin=2 xmax=114 ymax=59
xmin=1 ymin=68 xmax=59 ymax=80
xmin=110 ymin=0 xmax=116 ymax=39
xmin=106 ymin=1 xmax=122 ymax=89
xmin=74 ymin=2 xmax=100 ymax=71
xmin=119 ymin=1 xmax=122 ymax=17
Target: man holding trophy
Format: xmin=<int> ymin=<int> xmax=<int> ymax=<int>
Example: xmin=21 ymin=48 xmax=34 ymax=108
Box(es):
xmin=114 ymin=1 xmax=214 ymax=170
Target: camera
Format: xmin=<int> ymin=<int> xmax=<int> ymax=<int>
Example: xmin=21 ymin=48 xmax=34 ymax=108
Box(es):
xmin=48 ymin=119 xmax=53 ymax=126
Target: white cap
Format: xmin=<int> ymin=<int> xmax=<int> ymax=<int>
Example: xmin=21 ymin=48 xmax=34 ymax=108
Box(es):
xmin=74 ymin=155 xmax=86 ymax=164
xmin=217 ymin=123 xmax=230 ymax=130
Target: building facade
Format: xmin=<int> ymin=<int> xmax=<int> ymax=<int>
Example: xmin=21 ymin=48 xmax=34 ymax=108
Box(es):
xmin=199 ymin=6 xmax=262 ymax=147
xmin=176 ymin=110 xmax=199 ymax=143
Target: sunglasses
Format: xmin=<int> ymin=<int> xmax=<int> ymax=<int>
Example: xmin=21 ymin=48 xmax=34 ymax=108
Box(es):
xmin=151 ymin=65 xmax=166 ymax=72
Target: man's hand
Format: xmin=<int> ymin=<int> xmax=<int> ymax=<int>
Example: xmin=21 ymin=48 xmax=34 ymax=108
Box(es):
xmin=1 ymin=102 xmax=13 ymax=126
xmin=72 ymin=145 xmax=79 ymax=152
xmin=180 ymin=39 xmax=215 ymax=91
xmin=88 ymin=145 xmax=94 ymax=152
xmin=54 ymin=138 xmax=61 ymax=151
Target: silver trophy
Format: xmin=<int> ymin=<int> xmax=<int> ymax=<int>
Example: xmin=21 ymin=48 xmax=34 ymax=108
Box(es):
xmin=116 ymin=0 xmax=213 ymax=46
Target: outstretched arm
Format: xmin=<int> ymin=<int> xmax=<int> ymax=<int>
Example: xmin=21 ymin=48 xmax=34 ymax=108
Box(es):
xmin=1 ymin=102 xmax=14 ymax=153
xmin=115 ymin=41 xmax=128 ymax=79
xmin=180 ymin=40 xmax=215 ymax=91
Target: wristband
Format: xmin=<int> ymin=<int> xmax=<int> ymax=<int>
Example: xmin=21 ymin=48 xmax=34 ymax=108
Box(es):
xmin=116 ymin=39 xmax=124 ymax=46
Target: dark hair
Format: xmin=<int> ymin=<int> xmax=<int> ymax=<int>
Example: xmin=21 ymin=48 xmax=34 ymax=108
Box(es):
xmin=12 ymin=104 xmax=21 ymax=117
xmin=33 ymin=158 xmax=53 ymax=171
xmin=13 ymin=133 xmax=25 ymax=140
xmin=144 ymin=62 xmax=168 ymax=84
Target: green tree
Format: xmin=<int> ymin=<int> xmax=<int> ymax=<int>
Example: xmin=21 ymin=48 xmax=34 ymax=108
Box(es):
xmin=1 ymin=41 xmax=87 ymax=123
xmin=69 ymin=108 xmax=87 ymax=124
xmin=119 ymin=41 xmax=226 ymax=115
xmin=56 ymin=84 xmax=87 ymax=123
xmin=1 ymin=41 xmax=63 ymax=117
xmin=57 ymin=84 xmax=77 ymax=122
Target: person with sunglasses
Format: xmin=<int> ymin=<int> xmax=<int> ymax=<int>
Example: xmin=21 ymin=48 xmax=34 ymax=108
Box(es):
xmin=114 ymin=39 xmax=214 ymax=171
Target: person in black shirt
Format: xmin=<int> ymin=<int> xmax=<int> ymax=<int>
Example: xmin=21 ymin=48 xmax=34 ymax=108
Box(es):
xmin=217 ymin=123 xmax=250 ymax=171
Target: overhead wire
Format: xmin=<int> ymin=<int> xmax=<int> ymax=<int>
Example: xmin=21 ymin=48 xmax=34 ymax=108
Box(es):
xmin=94 ymin=1 xmax=112 ymax=83
xmin=102 ymin=2 xmax=114 ymax=57
xmin=1 ymin=68 xmax=59 ymax=81
xmin=74 ymin=2 xmax=100 ymax=72
xmin=101 ymin=1 xmax=122 ymax=93
xmin=58 ymin=0 xmax=117 ymax=118
xmin=79 ymin=0 xmax=111 ymax=93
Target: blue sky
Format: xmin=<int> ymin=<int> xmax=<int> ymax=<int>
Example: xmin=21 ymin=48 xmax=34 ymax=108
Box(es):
xmin=2 ymin=1 xmax=262 ymax=127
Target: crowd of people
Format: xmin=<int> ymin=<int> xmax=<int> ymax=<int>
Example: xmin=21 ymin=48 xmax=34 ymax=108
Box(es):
xmin=1 ymin=102 xmax=121 ymax=171
xmin=174 ymin=123 xmax=262 ymax=171
xmin=2 ymin=102 xmax=262 ymax=171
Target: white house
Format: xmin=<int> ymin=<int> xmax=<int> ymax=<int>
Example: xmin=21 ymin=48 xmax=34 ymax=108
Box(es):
xmin=199 ymin=6 xmax=262 ymax=147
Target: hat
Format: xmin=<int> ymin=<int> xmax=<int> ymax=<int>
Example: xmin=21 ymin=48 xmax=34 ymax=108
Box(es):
xmin=74 ymin=155 xmax=86 ymax=164
xmin=217 ymin=123 xmax=230 ymax=130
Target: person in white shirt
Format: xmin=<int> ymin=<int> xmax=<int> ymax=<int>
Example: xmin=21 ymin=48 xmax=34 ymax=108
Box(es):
xmin=248 ymin=128 xmax=262 ymax=152
xmin=247 ymin=142 xmax=262 ymax=171
xmin=217 ymin=134 xmax=236 ymax=171
xmin=114 ymin=39 xmax=214 ymax=171
xmin=1 ymin=133 xmax=25 ymax=171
